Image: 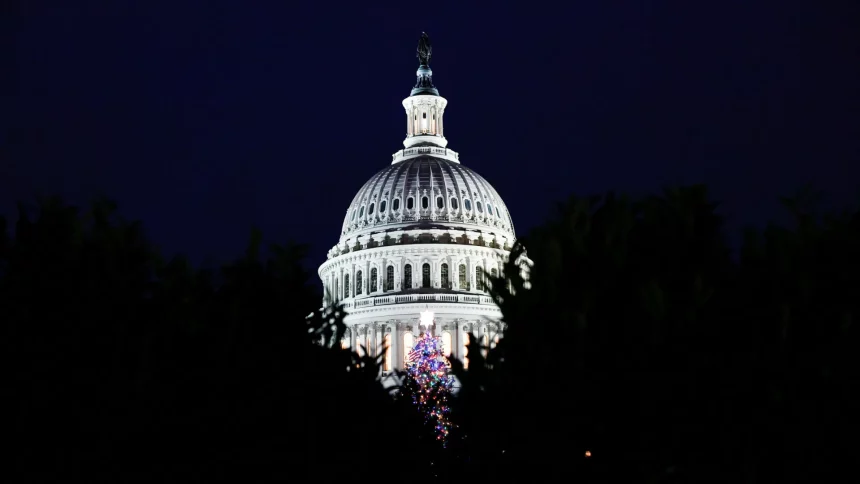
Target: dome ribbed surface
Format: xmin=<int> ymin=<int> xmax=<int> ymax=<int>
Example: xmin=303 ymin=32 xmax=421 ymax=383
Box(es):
xmin=340 ymin=156 xmax=515 ymax=242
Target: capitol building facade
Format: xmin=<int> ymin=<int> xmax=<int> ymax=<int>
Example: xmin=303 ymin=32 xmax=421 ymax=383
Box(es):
xmin=318 ymin=34 xmax=524 ymax=374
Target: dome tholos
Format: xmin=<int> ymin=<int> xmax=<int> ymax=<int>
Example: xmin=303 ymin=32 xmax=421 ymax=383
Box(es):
xmin=340 ymin=155 xmax=515 ymax=244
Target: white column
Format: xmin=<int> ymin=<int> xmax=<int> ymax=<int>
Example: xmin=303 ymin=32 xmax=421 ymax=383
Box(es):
xmin=459 ymin=321 xmax=469 ymax=365
xmin=435 ymin=258 xmax=443 ymax=288
xmin=377 ymin=324 xmax=384 ymax=359
xmin=396 ymin=325 xmax=403 ymax=370
xmin=482 ymin=258 xmax=488 ymax=292
xmin=479 ymin=324 xmax=488 ymax=358
xmin=469 ymin=258 xmax=477 ymax=292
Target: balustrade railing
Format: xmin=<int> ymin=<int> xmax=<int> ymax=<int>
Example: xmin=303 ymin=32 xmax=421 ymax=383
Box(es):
xmin=337 ymin=292 xmax=496 ymax=309
xmin=392 ymin=147 xmax=459 ymax=162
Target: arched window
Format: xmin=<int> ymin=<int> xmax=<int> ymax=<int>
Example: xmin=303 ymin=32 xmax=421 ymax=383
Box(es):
xmin=334 ymin=279 xmax=339 ymax=302
xmin=404 ymin=264 xmax=412 ymax=289
xmin=476 ymin=267 xmax=485 ymax=292
xmin=441 ymin=263 xmax=449 ymax=289
xmin=393 ymin=198 xmax=400 ymax=211
xmin=368 ymin=203 xmax=375 ymax=215
xmin=383 ymin=334 xmax=392 ymax=371
xmin=476 ymin=201 xmax=483 ymax=213
xmin=403 ymin=332 xmax=414 ymax=366
xmin=370 ymin=268 xmax=378 ymax=292
xmin=351 ymin=209 xmax=356 ymax=221
xmin=487 ymin=204 xmax=494 ymax=215
xmin=451 ymin=198 xmax=459 ymax=210
xmin=359 ymin=206 xmax=364 ymax=217
xmin=482 ymin=332 xmax=490 ymax=358
xmin=344 ymin=274 xmax=350 ymax=297
xmin=459 ymin=264 xmax=467 ymax=289
xmin=464 ymin=199 xmax=472 ymax=211
xmin=380 ymin=200 xmax=387 ymax=213
xmin=386 ymin=265 xmax=394 ymax=291
xmin=421 ymin=196 xmax=429 ymax=210
xmin=355 ymin=270 xmax=363 ymax=295
xmin=491 ymin=268 xmax=498 ymax=280
xmin=422 ymin=263 xmax=431 ymax=288
xmin=436 ymin=197 xmax=444 ymax=209
xmin=407 ymin=197 xmax=414 ymax=210
xmin=442 ymin=332 xmax=452 ymax=359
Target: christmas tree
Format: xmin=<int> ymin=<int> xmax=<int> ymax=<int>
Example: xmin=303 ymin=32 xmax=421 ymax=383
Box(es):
xmin=404 ymin=309 xmax=455 ymax=446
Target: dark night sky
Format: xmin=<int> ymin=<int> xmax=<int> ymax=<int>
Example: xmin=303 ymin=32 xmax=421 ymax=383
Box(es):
xmin=5 ymin=1 xmax=859 ymax=270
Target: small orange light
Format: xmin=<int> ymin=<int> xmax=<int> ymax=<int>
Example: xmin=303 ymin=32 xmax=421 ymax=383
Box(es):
xmin=584 ymin=450 xmax=592 ymax=458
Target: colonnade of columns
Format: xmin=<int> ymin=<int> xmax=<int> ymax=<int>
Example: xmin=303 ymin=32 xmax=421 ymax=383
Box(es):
xmin=406 ymin=102 xmax=444 ymax=137
xmin=342 ymin=319 xmax=503 ymax=372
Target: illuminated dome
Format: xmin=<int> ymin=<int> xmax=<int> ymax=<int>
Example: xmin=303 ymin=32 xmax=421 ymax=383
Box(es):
xmin=318 ymin=33 xmax=529 ymax=381
xmin=339 ymin=156 xmax=516 ymax=244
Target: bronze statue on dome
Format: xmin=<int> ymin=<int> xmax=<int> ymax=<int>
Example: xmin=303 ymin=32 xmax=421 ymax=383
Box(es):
xmin=417 ymin=32 xmax=432 ymax=66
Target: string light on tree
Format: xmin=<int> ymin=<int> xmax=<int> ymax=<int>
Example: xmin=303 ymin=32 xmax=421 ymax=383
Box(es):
xmin=404 ymin=309 xmax=455 ymax=446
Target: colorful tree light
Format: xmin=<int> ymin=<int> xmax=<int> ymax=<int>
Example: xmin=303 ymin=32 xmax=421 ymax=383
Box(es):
xmin=404 ymin=310 xmax=455 ymax=446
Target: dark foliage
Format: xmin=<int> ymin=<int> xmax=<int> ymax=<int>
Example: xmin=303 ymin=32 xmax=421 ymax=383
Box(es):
xmin=5 ymin=185 xmax=859 ymax=483
xmin=4 ymin=198 xmax=422 ymax=483
xmin=450 ymin=185 xmax=860 ymax=482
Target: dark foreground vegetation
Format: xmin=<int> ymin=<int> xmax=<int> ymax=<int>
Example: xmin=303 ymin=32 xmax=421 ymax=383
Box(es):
xmin=5 ymin=185 xmax=858 ymax=483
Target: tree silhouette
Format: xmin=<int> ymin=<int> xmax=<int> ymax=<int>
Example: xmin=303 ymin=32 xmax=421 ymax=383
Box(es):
xmin=4 ymin=198 xmax=422 ymax=483
xmin=6 ymin=186 xmax=858 ymax=483
xmin=450 ymin=185 xmax=859 ymax=483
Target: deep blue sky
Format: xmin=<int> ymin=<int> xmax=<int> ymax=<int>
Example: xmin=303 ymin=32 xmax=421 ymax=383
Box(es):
xmin=5 ymin=1 xmax=859 ymax=269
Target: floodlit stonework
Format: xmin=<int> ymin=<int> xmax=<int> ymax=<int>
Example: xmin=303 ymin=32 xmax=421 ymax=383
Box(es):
xmin=318 ymin=35 xmax=527 ymax=376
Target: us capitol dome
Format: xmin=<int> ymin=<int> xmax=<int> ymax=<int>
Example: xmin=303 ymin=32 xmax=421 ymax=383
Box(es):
xmin=318 ymin=33 xmax=527 ymax=374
